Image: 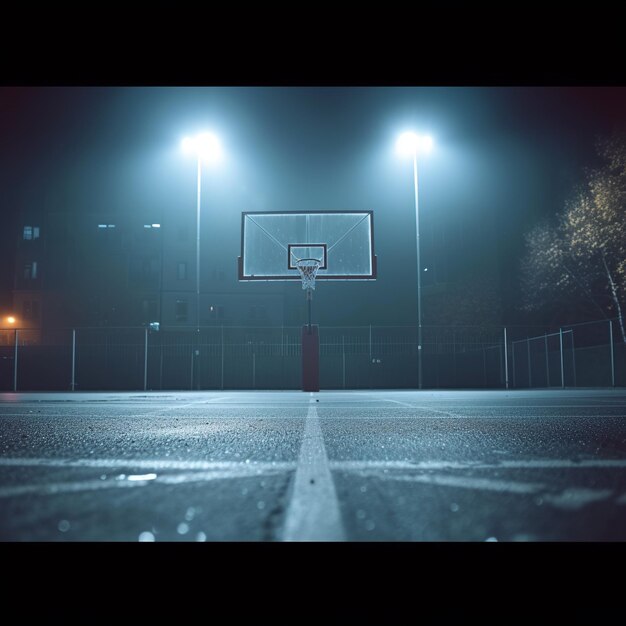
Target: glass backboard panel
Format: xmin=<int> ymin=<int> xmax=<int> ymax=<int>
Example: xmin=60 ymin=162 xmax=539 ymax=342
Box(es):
xmin=239 ymin=211 xmax=376 ymax=281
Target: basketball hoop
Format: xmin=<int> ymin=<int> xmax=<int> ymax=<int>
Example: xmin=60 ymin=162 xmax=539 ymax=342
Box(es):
xmin=295 ymin=258 xmax=321 ymax=290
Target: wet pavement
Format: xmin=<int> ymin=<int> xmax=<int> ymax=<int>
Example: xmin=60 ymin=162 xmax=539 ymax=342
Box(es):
xmin=0 ymin=389 xmax=625 ymax=541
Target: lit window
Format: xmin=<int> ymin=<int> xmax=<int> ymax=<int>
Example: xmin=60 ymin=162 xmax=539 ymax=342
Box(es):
xmin=144 ymin=224 xmax=152 ymax=229
xmin=23 ymin=226 xmax=33 ymax=240
xmin=152 ymin=224 xmax=161 ymax=228
xmin=32 ymin=261 xmax=38 ymax=279
xmin=98 ymin=224 xmax=108 ymax=229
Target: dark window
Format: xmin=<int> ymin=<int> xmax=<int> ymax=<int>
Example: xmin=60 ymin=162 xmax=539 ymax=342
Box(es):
xmin=142 ymin=299 xmax=158 ymax=320
xmin=34 ymin=226 xmax=40 ymax=239
xmin=178 ymin=227 xmax=188 ymax=241
xmin=175 ymin=300 xmax=188 ymax=321
xmin=177 ymin=262 xmax=187 ymax=280
xmin=23 ymin=301 xmax=32 ymax=320
xmin=32 ymin=301 xmax=40 ymax=321
xmin=129 ymin=257 xmax=159 ymax=287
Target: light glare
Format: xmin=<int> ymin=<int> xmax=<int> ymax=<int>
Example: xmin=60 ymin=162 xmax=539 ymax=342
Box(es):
xmin=7 ymin=316 xmax=16 ymax=324
xmin=181 ymin=136 xmax=194 ymax=155
xmin=396 ymin=132 xmax=433 ymax=156
xmin=181 ymin=132 xmax=222 ymax=163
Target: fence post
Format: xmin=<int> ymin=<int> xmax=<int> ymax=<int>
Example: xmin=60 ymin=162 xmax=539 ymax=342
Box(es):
xmin=221 ymin=325 xmax=225 ymax=390
xmin=503 ymin=327 xmax=509 ymax=389
xmin=143 ymin=327 xmax=148 ymax=391
xmin=559 ymin=327 xmax=565 ymax=388
xmin=527 ymin=338 xmax=532 ymax=388
xmin=483 ymin=347 xmax=487 ymax=387
xmin=512 ymin=341 xmax=516 ymax=388
xmin=71 ymin=329 xmax=76 ymax=391
xmin=159 ymin=341 xmax=163 ymax=390
xmin=190 ymin=349 xmax=194 ymax=390
xmin=453 ymin=329 xmax=457 ymax=387
xmin=543 ymin=333 xmax=550 ymax=387
xmin=570 ymin=330 xmax=577 ymax=387
xmin=342 ymin=334 xmax=346 ymax=389
xmin=13 ymin=329 xmax=18 ymax=392
xmin=609 ymin=319 xmax=615 ymax=387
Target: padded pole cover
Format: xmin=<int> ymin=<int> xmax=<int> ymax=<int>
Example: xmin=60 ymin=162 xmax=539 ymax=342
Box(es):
xmin=302 ymin=324 xmax=320 ymax=392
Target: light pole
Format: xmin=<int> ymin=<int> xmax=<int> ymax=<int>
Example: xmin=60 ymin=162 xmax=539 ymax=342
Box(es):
xmin=396 ymin=132 xmax=433 ymax=390
xmin=181 ymin=132 xmax=222 ymax=332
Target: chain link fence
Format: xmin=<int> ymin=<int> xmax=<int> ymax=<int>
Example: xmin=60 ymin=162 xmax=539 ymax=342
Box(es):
xmin=0 ymin=320 xmax=624 ymax=391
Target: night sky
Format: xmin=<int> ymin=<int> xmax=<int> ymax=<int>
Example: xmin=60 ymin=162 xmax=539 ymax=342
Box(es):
xmin=1 ymin=86 xmax=625 ymax=320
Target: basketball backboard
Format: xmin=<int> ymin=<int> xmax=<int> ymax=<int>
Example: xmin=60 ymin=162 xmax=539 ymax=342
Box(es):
xmin=238 ymin=210 xmax=377 ymax=281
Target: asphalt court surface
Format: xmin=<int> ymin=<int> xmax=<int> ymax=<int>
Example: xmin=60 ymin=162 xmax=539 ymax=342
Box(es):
xmin=1 ymin=389 xmax=625 ymax=541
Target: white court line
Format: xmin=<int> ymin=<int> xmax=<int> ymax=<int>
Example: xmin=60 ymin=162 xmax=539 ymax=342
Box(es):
xmin=380 ymin=398 xmax=459 ymax=417
xmin=342 ymin=395 xmax=626 ymax=410
xmin=0 ymin=457 xmax=296 ymax=471
xmin=542 ymin=488 xmax=613 ymax=511
xmin=1 ymin=457 xmax=625 ymax=473
xmin=0 ymin=479 xmax=149 ymax=498
xmin=0 ymin=468 xmax=284 ymax=499
xmin=330 ymin=459 xmax=626 ymax=471
xmin=127 ymin=396 xmax=231 ymax=418
xmin=356 ymin=472 xmax=546 ymax=494
xmin=281 ymin=396 xmax=345 ymax=541
xmin=0 ymin=396 xmax=233 ymax=420
xmin=349 ymin=470 xmax=616 ymax=509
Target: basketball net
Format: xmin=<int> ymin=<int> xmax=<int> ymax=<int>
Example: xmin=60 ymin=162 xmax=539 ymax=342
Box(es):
xmin=295 ymin=258 xmax=321 ymax=290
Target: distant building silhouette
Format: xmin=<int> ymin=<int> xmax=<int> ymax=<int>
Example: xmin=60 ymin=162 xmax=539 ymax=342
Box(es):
xmin=3 ymin=205 xmax=502 ymax=344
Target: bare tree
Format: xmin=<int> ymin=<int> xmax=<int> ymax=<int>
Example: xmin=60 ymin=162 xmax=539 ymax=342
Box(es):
xmin=521 ymin=133 xmax=626 ymax=342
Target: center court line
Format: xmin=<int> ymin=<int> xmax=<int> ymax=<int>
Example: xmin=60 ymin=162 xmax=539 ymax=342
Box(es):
xmin=281 ymin=396 xmax=346 ymax=541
